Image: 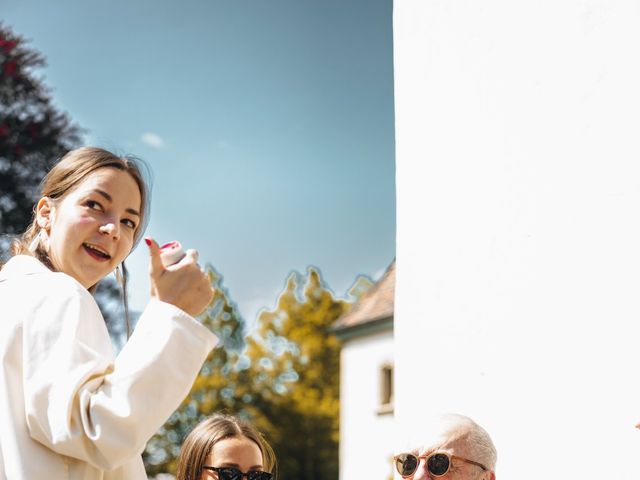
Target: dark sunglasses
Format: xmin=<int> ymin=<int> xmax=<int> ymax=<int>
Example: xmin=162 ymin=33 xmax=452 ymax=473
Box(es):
xmin=393 ymin=452 xmax=488 ymax=477
xmin=202 ymin=466 xmax=272 ymax=480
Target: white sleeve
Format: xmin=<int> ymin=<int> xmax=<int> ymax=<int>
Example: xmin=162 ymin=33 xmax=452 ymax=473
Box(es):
xmin=23 ymin=282 xmax=217 ymax=470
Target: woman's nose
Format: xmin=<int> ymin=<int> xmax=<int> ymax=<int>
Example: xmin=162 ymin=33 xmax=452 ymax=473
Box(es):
xmin=99 ymin=222 xmax=119 ymax=238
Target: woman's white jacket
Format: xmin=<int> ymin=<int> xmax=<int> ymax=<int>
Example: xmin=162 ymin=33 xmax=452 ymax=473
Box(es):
xmin=0 ymin=255 xmax=218 ymax=479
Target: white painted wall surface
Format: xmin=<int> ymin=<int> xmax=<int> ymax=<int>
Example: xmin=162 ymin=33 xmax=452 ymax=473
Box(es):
xmin=340 ymin=330 xmax=395 ymax=480
xmin=394 ymin=1 xmax=640 ymax=478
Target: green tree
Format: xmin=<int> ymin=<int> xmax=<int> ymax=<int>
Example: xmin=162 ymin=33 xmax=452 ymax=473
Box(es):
xmin=143 ymin=265 xmax=247 ymax=477
xmin=239 ymin=268 xmax=349 ymax=480
xmin=0 ymin=24 xmax=125 ymax=335
xmin=0 ymin=23 xmax=127 ymax=345
xmin=0 ymin=23 xmax=81 ymax=251
xmin=142 ymin=266 xmax=355 ymax=480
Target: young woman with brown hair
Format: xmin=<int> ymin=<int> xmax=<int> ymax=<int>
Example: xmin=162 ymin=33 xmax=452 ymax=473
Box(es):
xmin=176 ymin=414 xmax=276 ymax=480
xmin=0 ymin=147 xmax=217 ymax=479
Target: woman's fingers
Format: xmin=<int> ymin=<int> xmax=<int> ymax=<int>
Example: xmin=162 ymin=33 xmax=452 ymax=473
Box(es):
xmin=147 ymin=241 xmax=213 ymax=316
xmin=185 ymin=248 xmax=199 ymax=263
xmin=145 ymin=237 xmax=165 ymax=277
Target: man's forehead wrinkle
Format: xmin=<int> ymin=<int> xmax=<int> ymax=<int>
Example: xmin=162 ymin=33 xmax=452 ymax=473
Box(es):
xmin=419 ymin=427 xmax=472 ymax=457
xmin=402 ymin=414 xmax=476 ymax=455
xmin=439 ymin=424 xmax=467 ymax=445
xmin=418 ymin=436 xmax=454 ymax=455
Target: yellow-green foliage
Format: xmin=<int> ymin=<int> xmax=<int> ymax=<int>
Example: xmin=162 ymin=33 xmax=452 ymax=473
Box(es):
xmin=143 ymin=265 xmax=246 ymax=477
xmin=144 ymin=266 xmax=353 ymax=480
xmin=240 ymin=268 xmax=348 ymax=480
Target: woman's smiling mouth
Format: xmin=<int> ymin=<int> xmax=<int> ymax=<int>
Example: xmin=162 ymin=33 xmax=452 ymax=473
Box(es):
xmin=83 ymin=243 xmax=112 ymax=261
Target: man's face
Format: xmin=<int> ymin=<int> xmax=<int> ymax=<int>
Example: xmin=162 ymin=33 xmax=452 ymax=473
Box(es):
xmin=395 ymin=427 xmax=492 ymax=480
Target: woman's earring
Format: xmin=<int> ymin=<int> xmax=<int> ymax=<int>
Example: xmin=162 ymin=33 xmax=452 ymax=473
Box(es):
xmin=115 ymin=264 xmax=123 ymax=286
xmin=28 ymin=229 xmax=49 ymax=253
xmin=27 ymin=231 xmax=41 ymax=253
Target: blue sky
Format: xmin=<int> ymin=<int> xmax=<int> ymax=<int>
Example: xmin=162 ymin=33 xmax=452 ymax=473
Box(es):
xmin=4 ymin=0 xmax=396 ymax=324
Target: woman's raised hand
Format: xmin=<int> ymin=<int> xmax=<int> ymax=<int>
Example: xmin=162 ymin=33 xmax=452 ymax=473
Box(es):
xmin=145 ymin=237 xmax=214 ymax=317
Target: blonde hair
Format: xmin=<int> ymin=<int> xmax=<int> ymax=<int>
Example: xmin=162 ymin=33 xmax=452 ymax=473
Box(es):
xmin=9 ymin=146 xmax=151 ymax=333
xmin=176 ymin=414 xmax=277 ymax=480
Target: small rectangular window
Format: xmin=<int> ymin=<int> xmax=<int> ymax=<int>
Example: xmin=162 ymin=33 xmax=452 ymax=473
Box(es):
xmin=378 ymin=363 xmax=394 ymax=415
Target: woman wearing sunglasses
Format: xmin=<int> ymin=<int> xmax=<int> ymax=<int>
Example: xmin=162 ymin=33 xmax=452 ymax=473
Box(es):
xmin=176 ymin=414 xmax=276 ymax=480
xmin=0 ymin=147 xmax=217 ymax=479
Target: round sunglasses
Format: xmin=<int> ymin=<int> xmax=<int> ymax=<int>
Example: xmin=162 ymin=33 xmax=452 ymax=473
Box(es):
xmin=202 ymin=466 xmax=273 ymax=480
xmin=393 ymin=452 xmax=488 ymax=477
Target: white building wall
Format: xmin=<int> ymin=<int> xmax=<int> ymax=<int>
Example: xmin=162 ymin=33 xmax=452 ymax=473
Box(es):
xmin=394 ymin=1 xmax=640 ymax=478
xmin=339 ymin=329 xmax=394 ymax=480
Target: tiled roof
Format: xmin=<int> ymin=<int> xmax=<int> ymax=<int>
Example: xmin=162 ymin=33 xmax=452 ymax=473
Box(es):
xmin=333 ymin=260 xmax=395 ymax=330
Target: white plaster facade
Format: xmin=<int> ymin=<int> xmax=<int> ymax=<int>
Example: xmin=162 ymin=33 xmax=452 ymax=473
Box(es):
xmin=338 ymin=329 xmax=394 ymax=480
xmin=394 ymin=1 xmax=640 ymax=477
xmin=334 ymin=262 xmax=395 ymax=480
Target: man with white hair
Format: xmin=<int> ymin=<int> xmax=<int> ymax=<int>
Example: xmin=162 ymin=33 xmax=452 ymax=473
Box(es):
xmin=393 ymin=414 xmax=496 ymax=480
